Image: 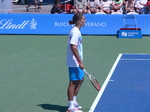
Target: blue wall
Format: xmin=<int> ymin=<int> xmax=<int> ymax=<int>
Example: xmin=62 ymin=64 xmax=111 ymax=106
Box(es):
xmin=0 ymin=14 xmax=149 ymax=35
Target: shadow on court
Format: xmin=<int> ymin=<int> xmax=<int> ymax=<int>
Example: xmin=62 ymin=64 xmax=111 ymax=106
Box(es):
xmin=37 ymin=104 xmax=68 ymax=112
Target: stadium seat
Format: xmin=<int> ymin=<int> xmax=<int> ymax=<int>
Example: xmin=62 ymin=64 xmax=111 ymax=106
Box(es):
xmin=111 ymin=12 xmax=122 ymax=14
xmin=95 ymin=12 xmax=106 ymax=14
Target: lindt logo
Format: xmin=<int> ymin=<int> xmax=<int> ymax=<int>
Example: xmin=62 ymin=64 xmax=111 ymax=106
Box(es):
xmin=0 ymin=18 xmax=37 ymax=29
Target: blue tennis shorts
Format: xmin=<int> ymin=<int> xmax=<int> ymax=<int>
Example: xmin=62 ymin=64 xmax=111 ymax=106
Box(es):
xmin=68 ymin=67 xmax=84 ymax=81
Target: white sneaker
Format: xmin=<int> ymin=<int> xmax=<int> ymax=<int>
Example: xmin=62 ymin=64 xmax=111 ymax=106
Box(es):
xmin=67 ymin=106 xmax=83 ymax=112
xmin=74 ymin=102 xmax=82 ymax=110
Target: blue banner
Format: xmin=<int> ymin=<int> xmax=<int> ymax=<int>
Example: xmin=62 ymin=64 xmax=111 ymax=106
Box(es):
xmin=0 ymin=14 xmax=150 ymax=35
xmin=118 ymin=30 xmax=142 ymax=38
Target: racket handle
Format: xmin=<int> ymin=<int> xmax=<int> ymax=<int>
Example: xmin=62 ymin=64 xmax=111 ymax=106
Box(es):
xmin=83 ymin=69 xmax=88 ymax=74
xmin=83 ymin=69 xmax=86 ymax=72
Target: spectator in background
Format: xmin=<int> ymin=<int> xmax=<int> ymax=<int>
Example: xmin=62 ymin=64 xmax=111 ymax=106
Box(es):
xmin=37 ymin=0 xmax=43 ymax=9
xmin=18 ymin=0 xmax=25 ymax=4
xmin=26 ymin=0 xmax=39 ymax=12
xmin=72 ymin=7 xmax=79 ymax=13
xmin=87 ymin=0 xmax=101 ymax=14
xmin=139 ymin=0 xmax=149 ymax=14
xmin=100 ymin=0 xmax=112 ymax=14
xmin=74 ymin=0 xmax=88 ymax=14
xmin=125 ymin=0 xmax=135 ymax=13
xmin=122 ymin=0 xmax=128 ymax=13
xmin=50 ymin=0 xmax=65 ymax=14
xmin=111 ymin=0 xmax=123 ymax=13
xmin=145 ymin=1 xmax=150 ymax=13
xmin=134 ymin=0 xmax=144 ymax=14
xmin=59 ymin=1 xmax=74 ymax=13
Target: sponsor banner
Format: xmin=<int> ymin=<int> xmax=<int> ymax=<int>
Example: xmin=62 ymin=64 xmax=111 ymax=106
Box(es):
xmin=118 ymin=30 xmax=142 ymax=38
xmin=0 ymin=14 xmax=150 ymax=35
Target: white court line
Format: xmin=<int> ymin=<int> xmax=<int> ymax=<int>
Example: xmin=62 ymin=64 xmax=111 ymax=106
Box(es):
xmin=121 ymin=59 xmax=150 ymax=60
xmin=89 ymin=54 xmax=122 ymax=112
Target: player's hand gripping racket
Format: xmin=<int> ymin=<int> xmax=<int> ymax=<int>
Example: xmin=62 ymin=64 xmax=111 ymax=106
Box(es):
xmin=83 ymin=69 xmax=100 ymax=91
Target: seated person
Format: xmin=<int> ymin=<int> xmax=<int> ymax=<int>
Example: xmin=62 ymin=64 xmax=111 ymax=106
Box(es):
xmin=58 ymin=0 xmax=74 ymax=13
xmin=26 ymin=0 xmax=39 ymax=12
xmin=87 ymin=0 xmax=101 ymax=14
xmin=138 ymin=0 xmax=149 ymax=14
xmin=125 ymin=0 xmax=135 ymax=13
xmin=100 ymin=0 xmax=112 ymax=14
xmin=145 ymin=1 xmax=150 ymax=13
xmin=50 ymin=0 xmax=64 ymax=14
xmin=72 ymin=7 xmax=79 ymax=14
xmin=122 ymin=0 xmax=128 ymax=14
xmin=111 ymin=0 xmax=123 ymax=13
xmin=74 ymin=0 xmax=88 ymax=14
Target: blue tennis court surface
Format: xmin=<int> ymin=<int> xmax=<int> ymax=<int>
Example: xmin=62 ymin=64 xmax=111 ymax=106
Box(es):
xmin=89 ymin=54 xmax=150 ymax=112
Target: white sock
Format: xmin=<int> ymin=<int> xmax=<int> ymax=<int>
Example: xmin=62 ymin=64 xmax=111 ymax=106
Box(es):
xmin=73 ymin=96 xmax=78 ymax=105
xmin=73 ymin=96 xmax=77 ymax=102
xmin=68 ymin=101 xmax=74 ymax=107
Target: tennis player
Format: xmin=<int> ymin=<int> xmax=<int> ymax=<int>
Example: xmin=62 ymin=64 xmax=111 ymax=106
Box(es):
xmin=66 ymin=13 xmax=86 ymax=112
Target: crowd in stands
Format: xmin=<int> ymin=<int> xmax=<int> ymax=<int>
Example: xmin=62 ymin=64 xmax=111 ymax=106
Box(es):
xmin=26 ymin=0 xmax=43 ymax=12
xmin=50 ymin=0 xmax=150 ymax=14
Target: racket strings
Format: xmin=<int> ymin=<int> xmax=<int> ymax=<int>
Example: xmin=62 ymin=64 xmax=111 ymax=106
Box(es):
xmin=84 ymin=69 xmax=101 ymax=91
xmin=91 ymin=76 xmax=100 ymax=90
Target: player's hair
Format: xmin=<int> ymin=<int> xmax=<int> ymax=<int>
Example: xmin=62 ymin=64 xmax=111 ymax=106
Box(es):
xmin=54 ymin=0 xmax=60 ymax=3
xmin=69 ymin=13 xmax=83 ymax=25
xmin=54 ymin=0 xmax=60 ymax=5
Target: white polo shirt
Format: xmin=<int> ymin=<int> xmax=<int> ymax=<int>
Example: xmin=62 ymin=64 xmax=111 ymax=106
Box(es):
xmin=66 ymin=26 xmax=83 ymax=67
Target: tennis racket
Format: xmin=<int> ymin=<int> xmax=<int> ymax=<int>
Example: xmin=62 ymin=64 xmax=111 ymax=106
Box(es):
xmin=83 ymin=69 xmax=100 ymax=91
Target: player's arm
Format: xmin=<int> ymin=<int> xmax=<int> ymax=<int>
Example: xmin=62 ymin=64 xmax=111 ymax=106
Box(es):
xmin=70 ymin=44 xmax=84 ymax=69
